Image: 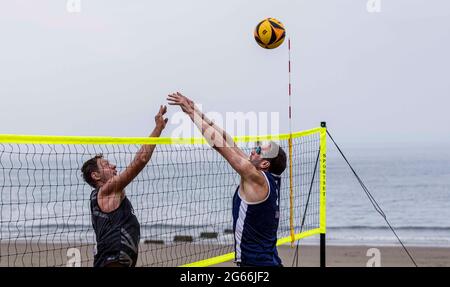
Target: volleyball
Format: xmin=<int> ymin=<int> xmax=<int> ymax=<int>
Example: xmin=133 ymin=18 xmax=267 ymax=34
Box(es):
xmin=254 ymin=18 xmax=286 ymax=49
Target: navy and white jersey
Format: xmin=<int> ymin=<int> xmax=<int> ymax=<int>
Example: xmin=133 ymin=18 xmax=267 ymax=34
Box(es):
xmin=232 ymin=171 xmax=282 ymax=266
xmin=90 ymin=188 xmax=140 ymax=267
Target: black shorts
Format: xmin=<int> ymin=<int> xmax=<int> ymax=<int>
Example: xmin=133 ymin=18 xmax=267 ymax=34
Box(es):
xmin=94 ymin=250 xmax=138 ymax=267
xmin=237 ymin=262 xmax=283 ymax=267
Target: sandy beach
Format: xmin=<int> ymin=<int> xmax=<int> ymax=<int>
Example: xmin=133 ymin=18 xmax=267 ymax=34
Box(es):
xmin=1 ymin=243 xmax=448 ymax=267
xmin=216 ymin=245 xmax=450 ymax=267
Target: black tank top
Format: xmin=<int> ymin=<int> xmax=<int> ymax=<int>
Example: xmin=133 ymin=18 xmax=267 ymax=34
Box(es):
xmin=90 ymin=188 xmax=140 ymax=266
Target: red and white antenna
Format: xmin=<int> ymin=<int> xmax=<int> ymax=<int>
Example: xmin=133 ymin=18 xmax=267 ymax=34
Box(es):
xmin=288 ymin=37 xmax=295 ymax=246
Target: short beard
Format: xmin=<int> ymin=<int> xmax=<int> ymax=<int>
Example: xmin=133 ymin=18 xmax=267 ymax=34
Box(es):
xmin=250 ymin=158 xmax=262 ymax=168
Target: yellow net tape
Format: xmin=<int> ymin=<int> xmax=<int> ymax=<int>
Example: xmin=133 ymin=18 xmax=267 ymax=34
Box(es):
xmin=181 ymin=228 xmax=322 ymax=267
xmin=0 ymin=128 xmax=322 ymax=145
xmin=288 ymin=136 xmax=295 ymax=247
xmin=320 ymin=127 xmax=327 ymax=234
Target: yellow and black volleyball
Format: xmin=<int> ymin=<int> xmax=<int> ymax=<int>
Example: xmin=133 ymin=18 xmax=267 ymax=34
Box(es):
xmin=254 ymin=18 xmax=286 ymax=49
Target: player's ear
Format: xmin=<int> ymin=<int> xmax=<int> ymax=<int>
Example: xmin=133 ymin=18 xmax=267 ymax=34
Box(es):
xmin=91 ymin=171 xmax=101 ymax=181
xmin=260 ymin=159 xmax=270 ymax=170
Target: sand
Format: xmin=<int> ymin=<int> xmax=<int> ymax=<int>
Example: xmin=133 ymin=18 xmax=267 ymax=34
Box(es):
xmin=1 ymin=242 xmax=449 ymax=267
xmin=216 ymin=245 xmax=450 ymax=267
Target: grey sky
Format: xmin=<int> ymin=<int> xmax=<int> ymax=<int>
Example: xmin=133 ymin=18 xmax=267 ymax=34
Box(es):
xmin=0 ymin=0 xmax=449 ymax=144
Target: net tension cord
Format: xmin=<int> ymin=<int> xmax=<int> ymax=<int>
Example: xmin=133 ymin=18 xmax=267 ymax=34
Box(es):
xmin=292 ymin=129 xmax=418 ymax=267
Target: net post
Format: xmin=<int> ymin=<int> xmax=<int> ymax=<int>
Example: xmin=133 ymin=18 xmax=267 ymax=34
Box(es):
xmin=319 ymin=122 xmax=327 ymax=267
xmin=320 ymin=233 xmax=326 ymax=267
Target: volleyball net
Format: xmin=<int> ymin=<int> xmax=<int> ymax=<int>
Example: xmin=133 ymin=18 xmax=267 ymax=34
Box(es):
xmin=0 ymin=126 xmax=326 ymax=267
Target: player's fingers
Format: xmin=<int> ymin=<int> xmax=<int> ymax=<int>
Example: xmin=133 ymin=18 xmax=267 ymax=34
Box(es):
xmin=166 ymin=96 xmax=178 ymax=102
xmin=176 ymin=92 xmax=187 ymax=100
xmin=157 ymin=105 xmax=164 ymax=115
xmin=167 ymin=95 xmax=180 ymax=102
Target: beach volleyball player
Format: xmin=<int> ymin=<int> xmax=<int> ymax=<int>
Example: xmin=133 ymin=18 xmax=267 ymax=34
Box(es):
xmin=168 ymin=93 xmax=286 ymax=267
xmin=81 ymin=105 xmax=168 ymax=267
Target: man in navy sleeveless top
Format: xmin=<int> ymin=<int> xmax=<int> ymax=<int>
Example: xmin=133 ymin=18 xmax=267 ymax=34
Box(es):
xmin=168 ymin=93 xmax=287 ymax=267
xmin=81 ymin=105 xmax=168 ymax=267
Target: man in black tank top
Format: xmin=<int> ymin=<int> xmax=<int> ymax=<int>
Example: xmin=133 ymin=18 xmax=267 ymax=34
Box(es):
xmin=81 ymin=105 xmax=168 ymax=267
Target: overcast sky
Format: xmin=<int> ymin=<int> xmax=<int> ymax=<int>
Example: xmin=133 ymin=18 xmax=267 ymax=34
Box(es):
xmin=0 ymin=0 xmax=449 ymax=144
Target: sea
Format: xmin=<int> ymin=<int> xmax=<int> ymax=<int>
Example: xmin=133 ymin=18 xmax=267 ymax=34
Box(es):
xmin=324 ymin=142 xmax=450 ymax=247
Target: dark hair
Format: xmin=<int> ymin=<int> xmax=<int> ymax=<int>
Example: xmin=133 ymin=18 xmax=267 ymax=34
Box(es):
xmin=81 ymin=154 xmax=103 ymax=188
xmin=267 ymin=146 xmax=287 ymax=175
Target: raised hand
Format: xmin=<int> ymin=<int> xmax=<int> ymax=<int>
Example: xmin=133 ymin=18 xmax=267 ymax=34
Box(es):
xmin=155 ymin=105 xmax=169 ymax=130
xmin=167 ymin=92 xmax=195 ymax=115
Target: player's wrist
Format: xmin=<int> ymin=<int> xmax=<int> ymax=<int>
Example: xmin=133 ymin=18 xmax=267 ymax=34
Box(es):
xmin=153 ymin=125 xmax=164 ymax=135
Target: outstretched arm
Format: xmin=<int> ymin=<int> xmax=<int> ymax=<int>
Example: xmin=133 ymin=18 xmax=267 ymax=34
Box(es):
xmin=168 ymin=92 xmax=247 ymax=158
xmin=194 ymin=106 xmax=248 ymax=159
xmin=99 ymin=105 xmax=168 ymax=198
xmin=167 ymin=93 xmax=259 ymax=180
